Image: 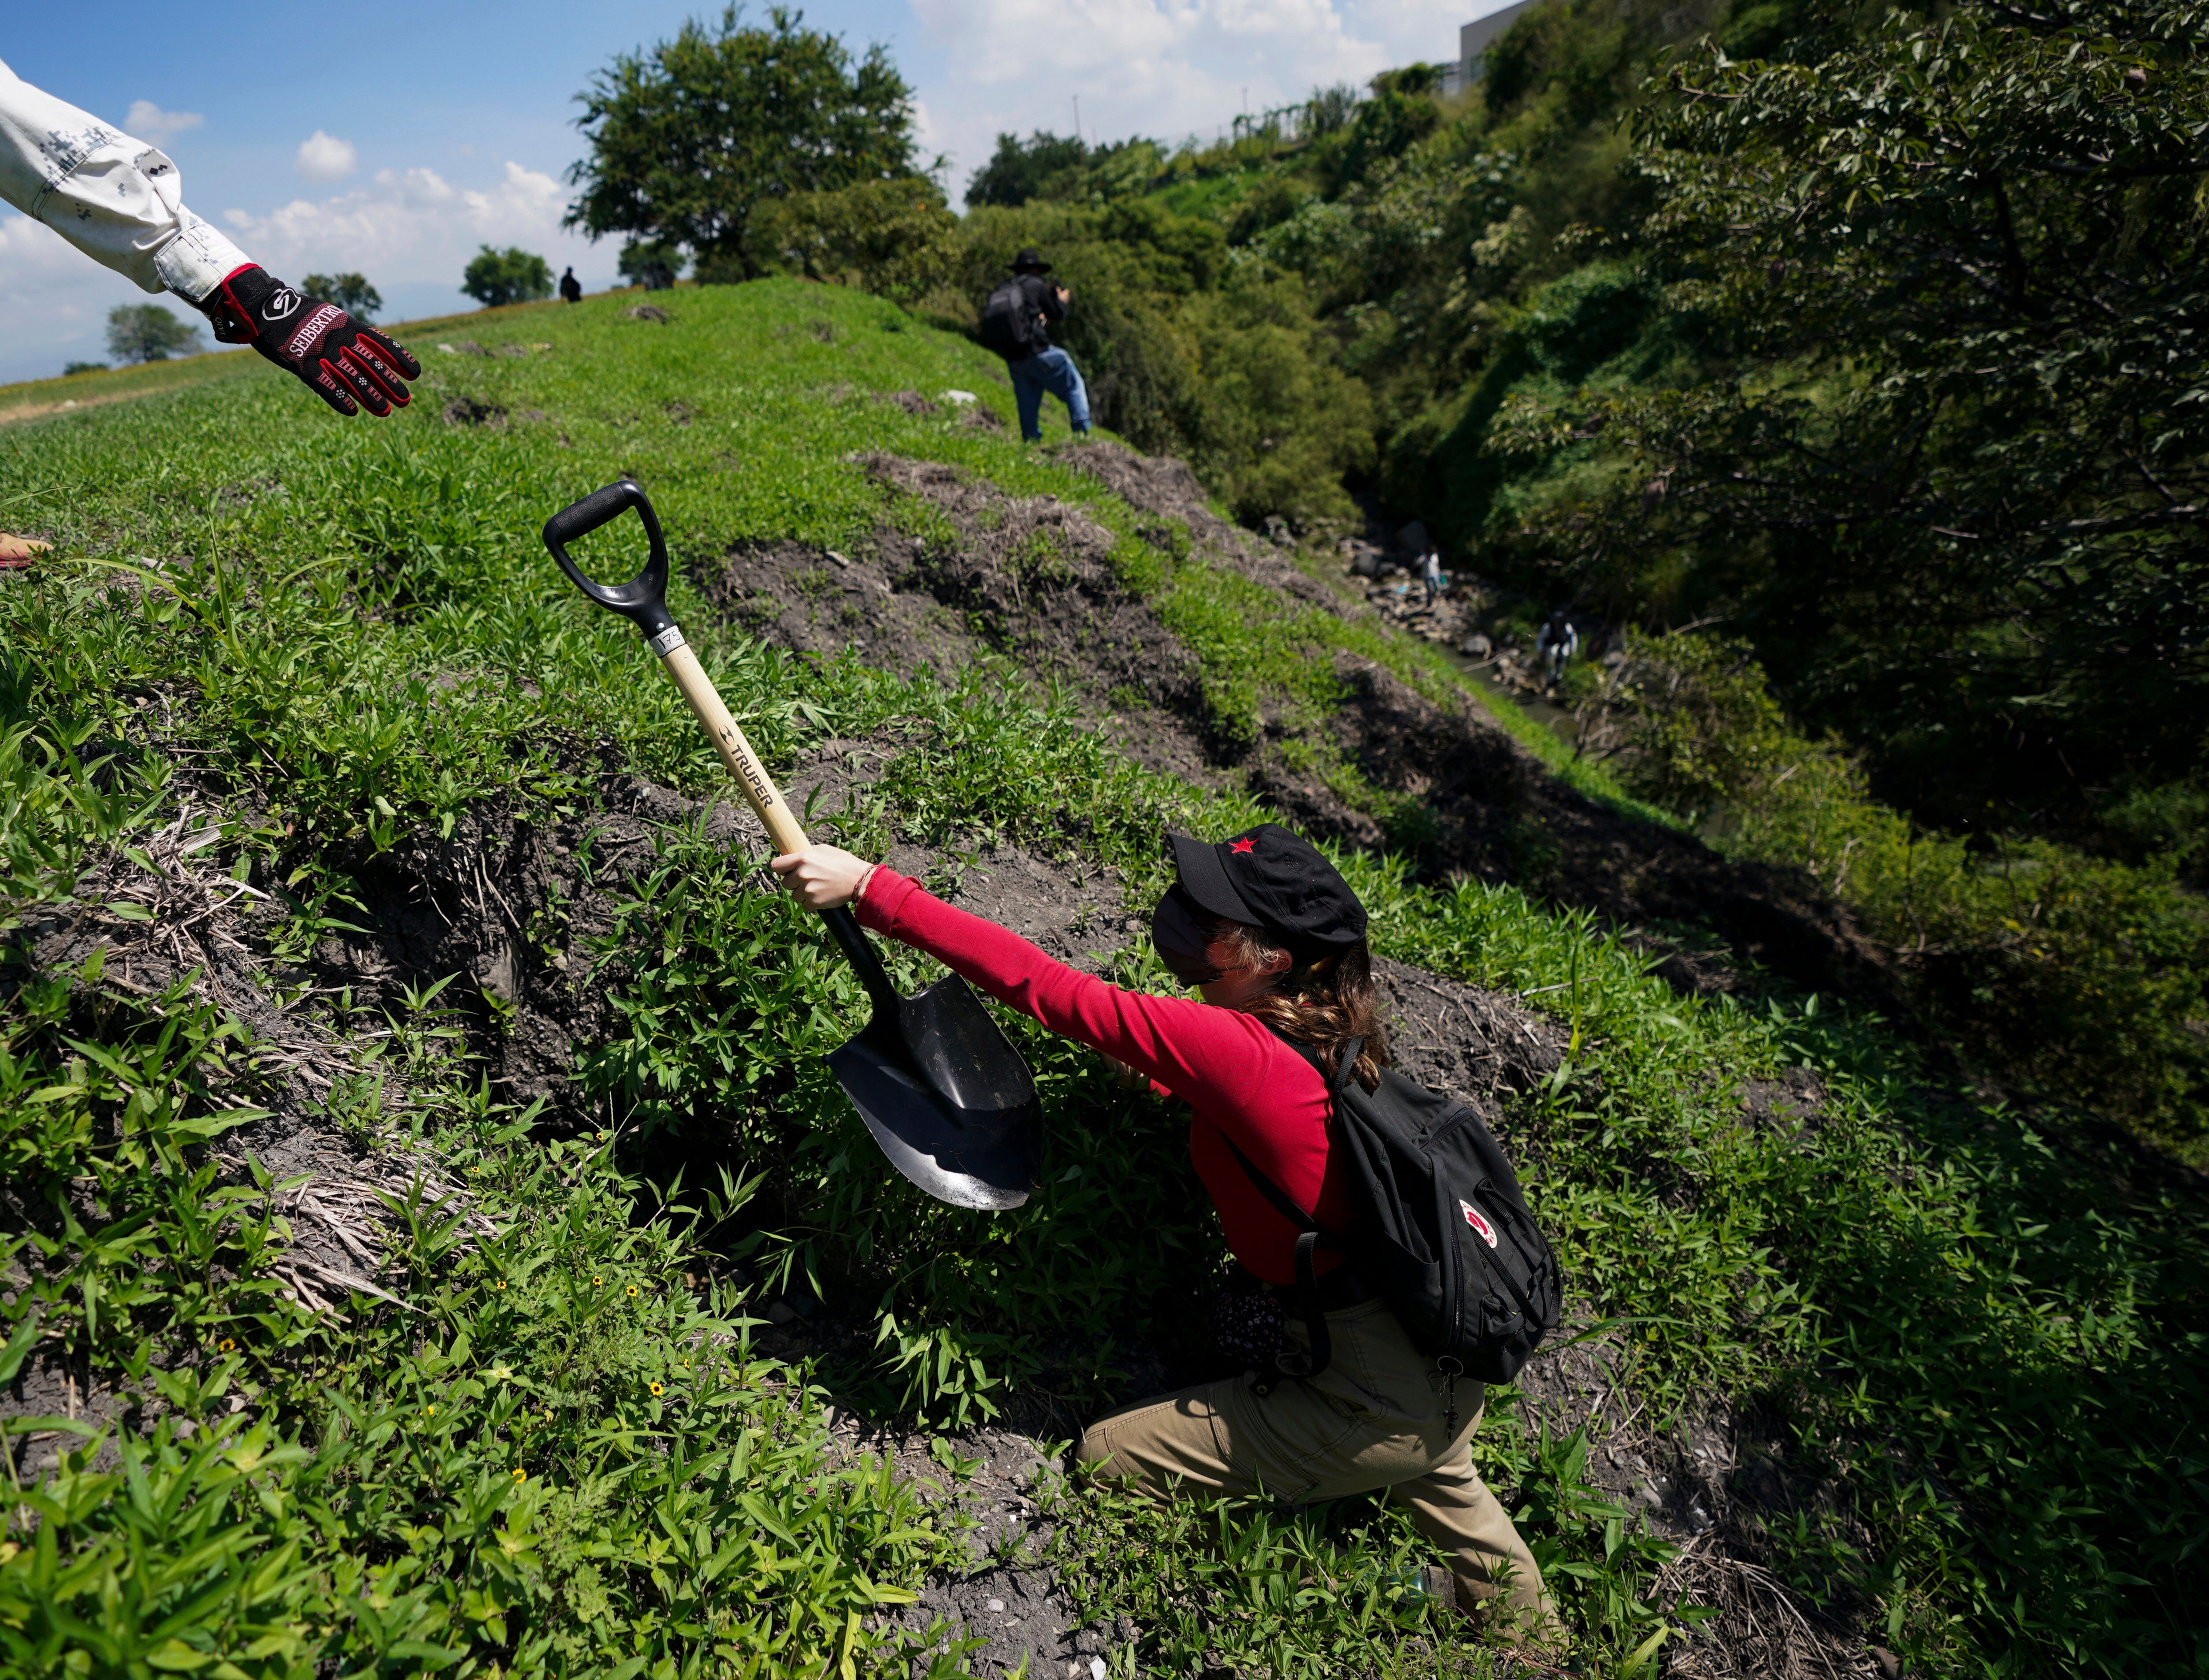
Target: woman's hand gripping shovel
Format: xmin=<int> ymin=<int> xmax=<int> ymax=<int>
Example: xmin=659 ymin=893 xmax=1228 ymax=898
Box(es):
xmin=541 ymin=480 xmax=1040 ymax=1210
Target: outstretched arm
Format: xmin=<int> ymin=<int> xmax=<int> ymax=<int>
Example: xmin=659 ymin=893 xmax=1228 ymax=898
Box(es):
xmin=0 ymin=57 xmax=419 ymax=416
xmin=772 ymin=845 xmax=1277 ymax=1108
xmin=0 ymin=56 xmax=249 ymax=299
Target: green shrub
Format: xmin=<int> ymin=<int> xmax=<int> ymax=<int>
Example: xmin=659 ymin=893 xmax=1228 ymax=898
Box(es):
xmin=1589 ymin=632 xmax=2209 ymax=1154
xmin=752 ymin=179 xmax=958 ymax=305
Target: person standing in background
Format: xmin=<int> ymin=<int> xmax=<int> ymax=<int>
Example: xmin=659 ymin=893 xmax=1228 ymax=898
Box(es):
xmin=560 ymin=267 xmax=583 ymax=304
xmin=0 ymin=56 xmax=419 ymax=418
xmin=978 ymin=247 xmax=1091 ymax=443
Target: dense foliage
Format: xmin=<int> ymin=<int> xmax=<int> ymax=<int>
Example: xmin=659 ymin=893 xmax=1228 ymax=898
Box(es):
xmin=564 ymin=5 xmax=921 ymax=282
xmin=1513 ymin=0 xmax=2209 ymax=847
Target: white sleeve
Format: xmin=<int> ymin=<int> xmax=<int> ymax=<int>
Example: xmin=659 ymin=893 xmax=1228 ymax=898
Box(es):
xmin=0 ymin=56 xmax=252 ymax=301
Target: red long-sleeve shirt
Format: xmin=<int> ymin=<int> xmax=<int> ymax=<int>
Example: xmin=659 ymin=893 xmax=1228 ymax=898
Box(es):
xmin=854 ymin=867 xmax=1354 ymax=1283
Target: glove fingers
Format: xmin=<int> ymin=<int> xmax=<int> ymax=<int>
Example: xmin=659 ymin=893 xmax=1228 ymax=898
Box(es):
xmin=357 ymin=326 xmax=422 ymax=380
xmin=342 ymin=341 xmax=413 ymax=409
xmin=309 ymin=356 xmax=369 ymax=417
xmin=324 ymin=353 xmax=394 ymax=418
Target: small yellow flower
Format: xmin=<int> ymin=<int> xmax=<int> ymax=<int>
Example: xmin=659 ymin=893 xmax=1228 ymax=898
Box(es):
xmin=593 ymin=1276 xmax=603 ymax=1286
xmin=626 ymin=1285 xmax=639 ymax=1299
xmin=496 ymin=1280 xmax=507 ymax=1290
xmin=424 ymin=1405 xmax=436 ymax=1416
xmin=512 ymin=1468 xmax=527 ymax=1481
xmin=219 ymin=1338 xmax=236 ymax=1353
xmin=597 ymin=1131 xmax=609 ymax=1141
xmin=649 ymin=1382 xmax=665 ymax=1396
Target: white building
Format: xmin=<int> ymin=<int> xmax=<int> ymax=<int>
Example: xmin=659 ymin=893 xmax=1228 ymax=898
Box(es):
xmin=1444 ymin=0 xmax=1547 ymax=92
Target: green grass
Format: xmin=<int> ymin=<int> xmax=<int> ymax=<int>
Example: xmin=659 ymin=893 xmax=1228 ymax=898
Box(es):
xmin=3 ymin=279 xmax=2204 ymax=1678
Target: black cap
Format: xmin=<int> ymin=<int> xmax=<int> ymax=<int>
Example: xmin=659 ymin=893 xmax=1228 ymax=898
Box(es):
xmin=1011 ymin=248 xmax=1053 ymax=273
xmin=1167 ymin=823 xmax=1366 ymax=959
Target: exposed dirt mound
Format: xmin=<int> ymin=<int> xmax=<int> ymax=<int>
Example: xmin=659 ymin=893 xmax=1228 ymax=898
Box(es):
xmin=699 ymin=442 xmax=1893 ymax=1007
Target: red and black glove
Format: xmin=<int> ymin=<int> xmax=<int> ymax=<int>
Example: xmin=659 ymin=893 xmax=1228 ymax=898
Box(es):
xmin=196 ymin=265 xmax=420 ymax=417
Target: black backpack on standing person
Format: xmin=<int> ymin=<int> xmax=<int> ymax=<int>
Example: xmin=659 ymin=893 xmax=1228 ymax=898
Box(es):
xmin=978 ymin=275 xmax=1041 ymax=361
xmin=1222 ymin=1033 xmax=1562 ymax=1402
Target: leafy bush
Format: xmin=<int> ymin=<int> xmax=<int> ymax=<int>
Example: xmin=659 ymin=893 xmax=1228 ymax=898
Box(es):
xmin=104 ymin=305 xmax=200 ymax=365
xmin=752 ymin=178 xmax=958 ymax=305
xmin=1582 ymin=632 xmax=2209 ymax=1154
xmin=461 ymin=247 xmax=553 ymax=310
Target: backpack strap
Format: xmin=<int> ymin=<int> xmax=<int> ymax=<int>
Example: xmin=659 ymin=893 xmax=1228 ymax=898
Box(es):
xmin=1218 ymin=1030 xmax=1366 ymax=1387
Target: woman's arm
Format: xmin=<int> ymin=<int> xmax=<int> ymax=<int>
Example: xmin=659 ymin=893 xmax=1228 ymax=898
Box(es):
xmin=772 ymin=848 xmax=1273 ymax=1108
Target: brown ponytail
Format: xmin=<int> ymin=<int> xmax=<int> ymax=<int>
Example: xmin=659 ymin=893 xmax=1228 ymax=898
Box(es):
xmin=1210 ymin=920 xmax=1391 ymax=1091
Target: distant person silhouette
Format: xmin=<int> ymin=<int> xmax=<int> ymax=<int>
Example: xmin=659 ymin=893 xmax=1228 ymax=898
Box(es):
xmin=559 ymin=267 xmax=583 ymax=305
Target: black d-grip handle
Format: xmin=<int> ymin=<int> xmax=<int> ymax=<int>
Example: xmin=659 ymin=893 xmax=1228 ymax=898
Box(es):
xmin=541 ymin=479 xmax=676 ymax=641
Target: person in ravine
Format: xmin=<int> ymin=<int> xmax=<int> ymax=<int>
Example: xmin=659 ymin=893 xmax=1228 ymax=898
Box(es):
xmin=1536 ymin=609 xmax=1578 ymax=691
xmin=774 ymin=823 xmax=1564 ymax=1648
xmin=977 ymin=246 xmax=1092 ymax=443
xmin=0 ymin=57 xmax=420 ymax=421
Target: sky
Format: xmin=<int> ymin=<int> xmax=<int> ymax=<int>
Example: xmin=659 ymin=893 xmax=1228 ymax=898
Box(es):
xmin=0 ymin=0 xmax=1503 ymax=386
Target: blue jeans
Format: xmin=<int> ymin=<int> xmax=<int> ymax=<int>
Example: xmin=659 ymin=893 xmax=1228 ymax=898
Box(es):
xmin=1009 ymin=346 xmax=1090 ymax=441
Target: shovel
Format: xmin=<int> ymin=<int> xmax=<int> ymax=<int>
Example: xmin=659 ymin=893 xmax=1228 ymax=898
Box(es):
xmin=541 ymin=479 xmax=1040 ymax=1211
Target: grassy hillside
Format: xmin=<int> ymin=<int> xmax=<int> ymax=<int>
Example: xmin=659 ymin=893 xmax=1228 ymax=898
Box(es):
xmin=2 ymin=280 xmax=2204 ymax=1679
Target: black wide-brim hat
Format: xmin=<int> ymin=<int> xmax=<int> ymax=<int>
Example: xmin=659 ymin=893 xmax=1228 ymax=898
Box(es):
xmin=1167 ymin=823 xmax=1366 ymax=959
xmin=1011 ymin=247 xmax=1053 ymax=273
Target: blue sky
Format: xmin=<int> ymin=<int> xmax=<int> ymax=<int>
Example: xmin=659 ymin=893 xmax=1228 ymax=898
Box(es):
xmin=1 ymin=0 xmax=1496 ymax=385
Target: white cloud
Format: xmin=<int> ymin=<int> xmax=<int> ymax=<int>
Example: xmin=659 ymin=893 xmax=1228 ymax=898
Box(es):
xmin=902 ymin=0 xmax=1480 ymax=194
xmin=216 ymin=159 xmax=596 ymax=304
xmin=908 ymin=0 xmax=1433 ymax=193
xmin=295 ymin=130 xmax=358 ymax=185
xmin=125 ymin=100 xmax=204 ymax=144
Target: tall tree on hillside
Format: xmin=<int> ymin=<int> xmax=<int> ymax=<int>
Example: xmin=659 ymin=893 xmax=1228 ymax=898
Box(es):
xmin=564 ymin=6 xmax=919 ymax=282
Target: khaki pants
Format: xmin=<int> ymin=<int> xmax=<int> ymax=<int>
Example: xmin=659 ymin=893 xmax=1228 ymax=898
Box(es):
xmin=1079 ymin=1299 xmax=1557 ymax=1642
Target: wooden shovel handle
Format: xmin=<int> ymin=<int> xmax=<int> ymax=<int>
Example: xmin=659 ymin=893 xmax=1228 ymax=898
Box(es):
xmin=658 ymin=642 xmax=809 ymax=855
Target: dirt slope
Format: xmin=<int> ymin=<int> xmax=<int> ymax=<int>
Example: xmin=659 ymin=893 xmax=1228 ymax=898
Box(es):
xmin=698 ymin=440 xmax=1895 ymax=1009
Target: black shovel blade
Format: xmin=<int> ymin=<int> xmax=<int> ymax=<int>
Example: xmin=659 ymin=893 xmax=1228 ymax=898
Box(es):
xmin=827 ymin=973 xmax=1040 ymax=1211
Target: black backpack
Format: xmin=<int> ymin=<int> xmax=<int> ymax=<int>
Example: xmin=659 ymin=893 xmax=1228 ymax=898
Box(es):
xmin=1224 ymin=1033 xmax=1563 ymax=1398
xmin=978 ymin=276 xmax=1040 ymax=360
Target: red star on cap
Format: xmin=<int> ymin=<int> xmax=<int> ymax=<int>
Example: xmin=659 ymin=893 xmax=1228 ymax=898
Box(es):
xmin=1229 ymin=838 xmax=1256 ymax=854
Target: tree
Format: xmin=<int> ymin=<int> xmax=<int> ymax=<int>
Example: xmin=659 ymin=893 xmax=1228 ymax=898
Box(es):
xmin=61 ymin=361 xmax=106 ymax=376
xmin=564 ymin=6 xmax=920 ymax=281
xmin=460 ymin=247 xmax=553 ymax=309
xmin=965 ymin=131 xmax=1088 ymax=208
xmin=105 ymin=305 xmax=200 ymax=364
xmin=617 ymin=240 xmax=686 ymax=291
xmin=301 ymin=272 xmax=383 ymax=320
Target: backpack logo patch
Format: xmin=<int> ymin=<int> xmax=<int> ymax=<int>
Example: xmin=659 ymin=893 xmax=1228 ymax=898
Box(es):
xmin=1459 ymin=1199 xmax=1498 ymax=1248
